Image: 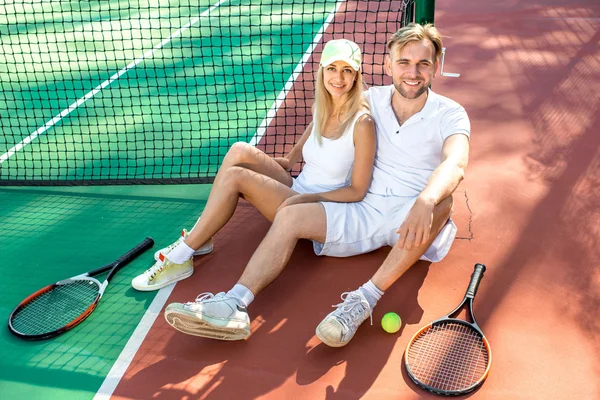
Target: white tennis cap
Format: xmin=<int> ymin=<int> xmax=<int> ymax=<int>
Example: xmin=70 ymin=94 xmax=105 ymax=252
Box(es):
xmin=320 ymin=39 xmax=362 ymax=71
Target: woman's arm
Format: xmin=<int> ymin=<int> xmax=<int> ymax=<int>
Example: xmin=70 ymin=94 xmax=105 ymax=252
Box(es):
xmin=279 ymin=114 xmax=376 ymax=208
xmin=272 ymin=122 xmax=313 ymax=171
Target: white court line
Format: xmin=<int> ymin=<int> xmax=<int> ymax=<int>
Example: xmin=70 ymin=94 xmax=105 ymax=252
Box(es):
xmin=0 ymin=0 xmax=228 ymax=164
xmin=94 ymin=1 xmax=344 ymax=398
xmin=93 ymin=284 xmax=175 ymax=400
xmin=249 ymin=0 xmax=345 ymax=146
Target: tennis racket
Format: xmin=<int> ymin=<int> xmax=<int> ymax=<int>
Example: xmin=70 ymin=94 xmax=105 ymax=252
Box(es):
xmin=404 ymin=263 xmax=491 ymax=396
xmin=8 ymin=237 xmax=154 ymax=340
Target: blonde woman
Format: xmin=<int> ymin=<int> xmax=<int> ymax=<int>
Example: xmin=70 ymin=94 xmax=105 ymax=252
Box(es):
xmin=132 ymin=39 xmax=376 ymax=302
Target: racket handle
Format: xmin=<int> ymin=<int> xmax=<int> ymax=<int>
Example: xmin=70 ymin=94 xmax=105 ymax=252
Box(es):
xmin=107 ymin=237 xmax=155 ymax=281
xmin=466 ymin=263 xmax=486 ymax=298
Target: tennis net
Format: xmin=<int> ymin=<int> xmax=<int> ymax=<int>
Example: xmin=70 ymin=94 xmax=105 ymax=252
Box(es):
xmin=0 ymin=0 xmax=415 ymax=185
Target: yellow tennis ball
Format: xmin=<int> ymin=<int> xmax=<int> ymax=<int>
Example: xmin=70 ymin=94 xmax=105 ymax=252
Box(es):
xmin=381 ymin=312 xmax=402 ymax=333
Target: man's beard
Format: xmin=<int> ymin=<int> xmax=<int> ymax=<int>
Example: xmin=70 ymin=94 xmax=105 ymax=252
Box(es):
xmin=393 ymin=79 xmax=430 ymax=99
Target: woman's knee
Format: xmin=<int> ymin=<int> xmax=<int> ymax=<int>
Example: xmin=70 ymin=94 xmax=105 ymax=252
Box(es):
xmin=225 ymin=142 xmax=256 ymax=165
xmin=220 ymin=165 xmax=248 ymax=188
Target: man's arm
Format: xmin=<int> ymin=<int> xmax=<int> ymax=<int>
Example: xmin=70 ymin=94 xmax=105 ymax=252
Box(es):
xmin=419 ymin=133 xmax=469 ymax=206
xmin=396 ymin=133 xmax=470 ymax=250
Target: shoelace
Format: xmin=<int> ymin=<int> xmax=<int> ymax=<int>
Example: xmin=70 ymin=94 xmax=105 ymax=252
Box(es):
xmin=144 ymin=234 xmax=186 ymax=279
xmin=331 ymin=292 xmax=373 ymax=330
xmin=163 ymin=235 xmax=186 ymax=254
xmin=146 ymin=257 xmax=170 ymax=279
xmin=195 ymin=292 xmax=216 ymax=303
xmin=187 ymin=291 xmax=227 ymax=305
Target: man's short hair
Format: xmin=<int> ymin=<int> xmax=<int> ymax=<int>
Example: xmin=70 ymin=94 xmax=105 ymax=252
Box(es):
xmin=387 ymin=23 xmax=443 ymax=61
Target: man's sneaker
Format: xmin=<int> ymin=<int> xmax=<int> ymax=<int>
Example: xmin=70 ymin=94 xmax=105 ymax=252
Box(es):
xmin=164 ymin=292 xmax=251 ymax=340
xmin=154 ymin=229 xmax=213 ymax=261
xmin=315 ymin=290 xmax=373 ymax=347
xmin=131 ymin=253 xmax=193 ymax=291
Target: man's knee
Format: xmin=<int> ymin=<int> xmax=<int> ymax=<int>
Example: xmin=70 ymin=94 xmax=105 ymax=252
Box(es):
xmin=272 ymin=203 xmax=327 ymax=241
xmin=272 ymin=205 xmax=305 ymax=233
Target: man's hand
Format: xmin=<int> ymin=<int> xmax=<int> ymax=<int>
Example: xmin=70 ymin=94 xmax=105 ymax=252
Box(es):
xmin=396 ymin=197 xmax=436 ymax=251
xmin=277 ymin=194 xmax=315 ymax=213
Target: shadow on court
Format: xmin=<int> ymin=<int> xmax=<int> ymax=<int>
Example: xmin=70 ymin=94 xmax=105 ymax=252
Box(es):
xmin=112 ymin=202 xmax=433 ymax=399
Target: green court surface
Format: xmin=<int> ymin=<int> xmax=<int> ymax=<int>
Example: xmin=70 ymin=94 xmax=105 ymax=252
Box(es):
xmin=0 ymin=0 xmax=339 ymax=182
xmin=0 ymin=184 xmax=210 ymax=399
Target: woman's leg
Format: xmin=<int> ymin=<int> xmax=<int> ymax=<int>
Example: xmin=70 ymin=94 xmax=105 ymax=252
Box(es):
xmin=185 ymin=165 xmax=298 ymax=249
xmin=184 ymin=142 xmax=294 ymax=249
xmin=213 ymin=142 xmax=292 ymax=187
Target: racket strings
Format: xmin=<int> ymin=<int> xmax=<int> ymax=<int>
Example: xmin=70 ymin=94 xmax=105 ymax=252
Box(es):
xmin=11 ymin=280 xmax=100 ymax=335
xmin=407 ymin=322 xmax=489 ymax=392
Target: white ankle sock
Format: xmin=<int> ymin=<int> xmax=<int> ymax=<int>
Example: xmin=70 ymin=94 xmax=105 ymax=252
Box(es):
xmin=227 ymin=284 xmax=255 ymax=308
xmin=167 ymin=241 xmax=195 ymax=264
xmin=358 ymin=280 xmax=384 ymax=309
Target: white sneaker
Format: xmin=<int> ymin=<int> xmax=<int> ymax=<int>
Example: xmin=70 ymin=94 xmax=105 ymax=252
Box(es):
xmin=154 ymin=229 xmax=213 ymax=261
xmin=164 ymin=292 xmax=251 ymax=340
xmin=131 ymin=252 xmax=193 ymax=291
xmin=315 ymin=290 xmax=372 ymax=347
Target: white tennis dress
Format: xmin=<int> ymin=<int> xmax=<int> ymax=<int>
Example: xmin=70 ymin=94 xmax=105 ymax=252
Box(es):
xmin=292 ymin=110 xmax=368 ymax=194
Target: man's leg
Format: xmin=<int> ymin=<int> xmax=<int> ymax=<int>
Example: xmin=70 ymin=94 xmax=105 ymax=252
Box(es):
xmin=316 ymin=197 xmax=453 ymax=347
xmin=164 ymin=203 xmax=327 ymax=340
xmin=237 ymin=202 xmax=327 ymax=295
xmin=370 ymin=196 xmax=454 ymax=291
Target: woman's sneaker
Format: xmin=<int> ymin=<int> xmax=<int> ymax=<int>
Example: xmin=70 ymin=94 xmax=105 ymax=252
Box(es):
xmin=154 ymin=229 xmax=213 ymax=261
xmin=164 ymin=292 xmax=251 ymax=340
xmin=131 ymin=252 xmax=193 ymax=291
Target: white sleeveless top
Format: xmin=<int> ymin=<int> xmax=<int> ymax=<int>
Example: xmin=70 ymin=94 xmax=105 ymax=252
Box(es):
xmin=292 ymin=110 xmax=368 ymax=194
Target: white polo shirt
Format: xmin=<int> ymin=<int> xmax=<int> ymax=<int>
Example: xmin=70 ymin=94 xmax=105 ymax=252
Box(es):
xmin=365 ymin=85 xmax=470 ymax=198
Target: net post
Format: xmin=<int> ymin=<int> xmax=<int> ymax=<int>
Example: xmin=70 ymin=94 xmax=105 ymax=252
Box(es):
xmin=415 ymin=0 xmax=435 ymax=24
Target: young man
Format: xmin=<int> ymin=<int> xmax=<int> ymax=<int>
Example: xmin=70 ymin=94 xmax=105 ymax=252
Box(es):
xmin=164 ymin=23 xmax=470 ymax=347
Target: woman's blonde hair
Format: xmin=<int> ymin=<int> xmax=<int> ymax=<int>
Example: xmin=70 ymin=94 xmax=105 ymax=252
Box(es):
xmin=387 ymin=23 xmax=444 ymax=61
xmin=312 ymin=65 xmax=368 ymax=144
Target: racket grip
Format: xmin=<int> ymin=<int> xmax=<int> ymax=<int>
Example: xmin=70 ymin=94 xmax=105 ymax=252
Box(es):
xmin=115 ymin=237 xmax=155 ymax=265
xmin=106 ymin=237 xmax=155 ymax=281
xmin=466 ymin=263 xmax=486 ymax=298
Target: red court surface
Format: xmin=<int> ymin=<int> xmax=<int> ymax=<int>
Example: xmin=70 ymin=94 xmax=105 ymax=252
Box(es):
xmin=111 ymin=0 xmax=600 ymax=398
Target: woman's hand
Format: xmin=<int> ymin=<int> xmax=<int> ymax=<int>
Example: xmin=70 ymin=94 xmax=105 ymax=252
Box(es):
xmin=277 ymin=194 xmax=316 ymax=212
xmin=273 ymin=157 xmax=292 ymax=171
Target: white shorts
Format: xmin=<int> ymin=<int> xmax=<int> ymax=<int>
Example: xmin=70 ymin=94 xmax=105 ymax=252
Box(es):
xmin=314 ymin=193 xmax=457 ymax=262
xmin=291 ymin=176 xmax=345 ymax=195
xmin=290 ymin=177 xmax=306 ymax=193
